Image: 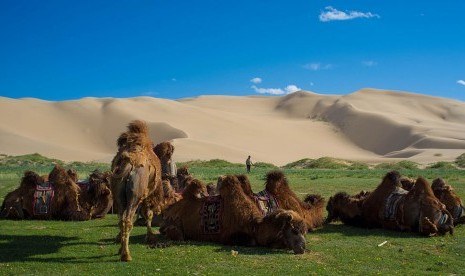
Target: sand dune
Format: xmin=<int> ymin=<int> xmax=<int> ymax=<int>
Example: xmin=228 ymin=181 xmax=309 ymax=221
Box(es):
xmin=1 ymin=88 xmax=464 ymax=166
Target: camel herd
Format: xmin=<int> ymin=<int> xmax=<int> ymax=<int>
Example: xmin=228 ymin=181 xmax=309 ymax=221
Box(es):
xmin=1 ymin=120 xmax=464 ymax=262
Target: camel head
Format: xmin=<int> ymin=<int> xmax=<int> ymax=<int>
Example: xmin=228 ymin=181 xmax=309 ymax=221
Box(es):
xmin=86 ymin=170 xmax=113 ymax=218
xmin=206 ymin=183 xmax=218 ymax=196
xmin=182 ymin=178 xmax=208 ymax=199
xmin=153 ymin=141 xmax=174 ymax=162
xmin=261 ymin=209 xmax=307 ymax=254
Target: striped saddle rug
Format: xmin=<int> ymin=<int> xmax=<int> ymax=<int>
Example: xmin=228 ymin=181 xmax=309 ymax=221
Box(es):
xmin=254 ymin=190 xmax=279 ymax=216
xmin=384 ymin=187 xmax=408 ymax=221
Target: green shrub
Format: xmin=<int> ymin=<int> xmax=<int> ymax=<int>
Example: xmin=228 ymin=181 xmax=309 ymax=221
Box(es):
xmin=375 ymin=160 xmax=420 ymax=170
xmin=427 ymin=161 xmax=456 ymax=169
xmin=455 ymin=153 xmax=465 ymax=168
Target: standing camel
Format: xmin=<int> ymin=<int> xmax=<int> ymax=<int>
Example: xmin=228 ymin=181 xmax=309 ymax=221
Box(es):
xmin=110 ymin=120 xmax=162 ymax=262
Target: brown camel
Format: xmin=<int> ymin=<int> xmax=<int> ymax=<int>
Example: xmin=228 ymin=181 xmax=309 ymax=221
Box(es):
xmin=136 ymin=141 xmax=182 ymax=227
xmin=358 ymin=171 xmax=453 ymax=236
xmin=1 ymin=165 xmax=94 ymax=221
xmin=431 ymin=178 xmax=465 ymax=225
xmin=110 ymin=120 xmax=162 ymax=262
xmin=161 ymin=175 xmax=307 ymax=254
xmin=260 ymin=170 xmax=325 ymax=231
xmin=325 ymin=191 xmax=367 ymax=227
xmin=77 ymin=170 xmax=113 ymax=219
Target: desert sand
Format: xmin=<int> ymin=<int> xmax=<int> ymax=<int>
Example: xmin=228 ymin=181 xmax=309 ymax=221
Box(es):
xmin=1 ymin=88 xmax=464 ymax=166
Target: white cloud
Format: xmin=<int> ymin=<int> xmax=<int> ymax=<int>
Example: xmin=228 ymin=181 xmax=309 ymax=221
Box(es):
xmin=457 ymin=80 xmax=465 ymax=86
xmin=303 ymin=63 xmax=333 ymax=71
xmin=319 ymin=6 xmax=380 ymax=22
xmin=362 ymin=60 xmax=377 ymax=67
xmin=251 ymin=85 xmax=284 ymax=95
xmin=285 ymin=85 xmax=301 ymax=93
xmin=250 ymin=77 xmax=262 ymax=84
xmin=251 ymin=84 xmax=301 ymax=95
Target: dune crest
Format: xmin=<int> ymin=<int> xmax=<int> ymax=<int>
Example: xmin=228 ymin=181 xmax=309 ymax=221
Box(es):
xmin=0 ymin=89 xmax=464 ymax=165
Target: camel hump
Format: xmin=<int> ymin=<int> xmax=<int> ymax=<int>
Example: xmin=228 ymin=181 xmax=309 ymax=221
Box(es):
xmin=127 ymin=120 xmax=149 ymax=134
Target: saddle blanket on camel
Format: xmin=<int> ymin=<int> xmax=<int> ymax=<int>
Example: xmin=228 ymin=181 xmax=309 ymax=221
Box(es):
xmin=33 ymin=182 xmax=55 ymax=215
xmin=384 ymin=187 xmax=408 ymax=221
xmin=254 ymin=190 xmax=279 ymax=216
xmin=200 ymin=196 xmax=222 ymax=234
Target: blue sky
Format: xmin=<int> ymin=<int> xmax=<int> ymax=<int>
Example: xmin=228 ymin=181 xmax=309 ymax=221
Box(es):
xmin=1 ymin=0 xmax=464 ymax=101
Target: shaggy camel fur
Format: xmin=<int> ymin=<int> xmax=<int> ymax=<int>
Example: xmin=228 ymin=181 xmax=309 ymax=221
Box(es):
xmin=325 ymin=191 xmax=368 ymax=227
xmin=136 ymin=141 xmax=182 ymax=227
xmin=1 ymin=165 xmax=93 ymax=220
xmin=432 ymin=178 xmax=465 ymax=225
xmin=110 ymin=120 xmax=162 ymax=262
xmin=161 ymin=175 xmax=307 ymax=254
xmin=400 ymin=176 xmax=416 ymax=191
xmin=263 ymin=170 xmax=325 ymax=231
xmin=78 ymin=170 xmax=113 ymax=219
xmin=176 ymin=166 xmax=191 ymax=192
xmin=360 ymin=171 xmax=454 ymax=236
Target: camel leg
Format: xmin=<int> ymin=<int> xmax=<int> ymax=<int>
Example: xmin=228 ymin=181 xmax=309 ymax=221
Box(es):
xmin=145 ymin=208 xmax=157 ymax=244
xmin=119 ymin=207 xmax=137 ymax=262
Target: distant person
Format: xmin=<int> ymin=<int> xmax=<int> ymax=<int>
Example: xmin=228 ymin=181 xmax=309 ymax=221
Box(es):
xmin=246 ymin=155 xmax=253 ymax=173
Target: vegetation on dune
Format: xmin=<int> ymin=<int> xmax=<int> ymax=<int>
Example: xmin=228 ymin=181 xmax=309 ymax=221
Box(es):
xmin=374 ymin=160 xmax=420 ymax=170
xmin=427 ymin=161 xmax=457 ymax=170
xmin=455 ymin=152 xmax=465 ymax=168
xmin=282 ymin=157 xmax=369 ymax=170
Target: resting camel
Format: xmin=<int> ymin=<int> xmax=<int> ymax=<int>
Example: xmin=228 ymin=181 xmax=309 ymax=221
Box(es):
xmin=161 ymin=175 xmax=307 ymax=254
xmin=432 ymin=178 xmax=465 ymax=225
xmin=1 ymin=165 xmax=95 ymax=220
xmin=110 ymin=120 xmax=162 ymax=262
xmin=259 ymin=170 xmax=325 ymax=231
xmin=329 ymin=171 xmax=454 ymax=236
xmin=77 ymin=170 xmax=113 ymax=219
xmin=325 ymin=191 xmax=367 ymax=227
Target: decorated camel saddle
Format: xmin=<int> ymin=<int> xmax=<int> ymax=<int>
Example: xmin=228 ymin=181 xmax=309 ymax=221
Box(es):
xmin=200 ymin=195 xmax=222 ymax=234
xmin=33 ymin=182 xmax=55 ymax=215
xmin=254 ymin=189 xmax=279 ymax=216
xmin=384 ymin=187 xmax=408 ymax=221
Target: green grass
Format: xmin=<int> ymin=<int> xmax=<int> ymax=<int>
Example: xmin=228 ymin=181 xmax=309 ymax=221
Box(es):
xmin=1 ymin=155 xmax=465 ymax=274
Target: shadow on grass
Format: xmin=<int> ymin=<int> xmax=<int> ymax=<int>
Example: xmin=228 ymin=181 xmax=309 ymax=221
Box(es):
xmin=315 ymin=223 xmax=421 ymax=239
xmin=113 ymin=233 xmax=294 ymax=256
xmin=0 ymin=234 xmax=113 ymax=263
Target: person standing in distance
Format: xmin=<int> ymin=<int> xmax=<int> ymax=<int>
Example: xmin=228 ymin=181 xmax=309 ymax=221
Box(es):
xmin=246 ymin=155 xmax=253 ymax=173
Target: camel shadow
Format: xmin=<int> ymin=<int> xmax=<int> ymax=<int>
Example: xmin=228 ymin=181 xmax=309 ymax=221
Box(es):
xmin=315 ymin=223 xmax=420 ymax=239
xmin=0 ymin=234 xmax=112 ymax=263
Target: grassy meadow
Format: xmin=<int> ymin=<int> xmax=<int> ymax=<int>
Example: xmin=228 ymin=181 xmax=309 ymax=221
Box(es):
xmin=0 ymin=154 xmax=464 ymax=275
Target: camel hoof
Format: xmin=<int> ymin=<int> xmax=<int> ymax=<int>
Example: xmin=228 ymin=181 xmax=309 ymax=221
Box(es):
xmin=120 ymin=253 xmax=132 ymax=262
